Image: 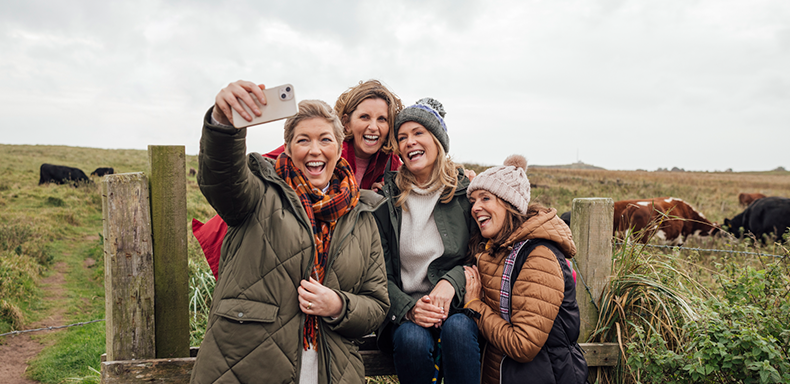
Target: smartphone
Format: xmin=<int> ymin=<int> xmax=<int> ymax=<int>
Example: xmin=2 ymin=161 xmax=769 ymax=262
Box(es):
xmin=232 ymin=84 xmax=297 ymax=128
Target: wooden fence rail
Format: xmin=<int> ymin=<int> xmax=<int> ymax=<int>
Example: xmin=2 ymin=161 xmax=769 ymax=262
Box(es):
xmin=99 ymin=146 xmax=619 ymax=383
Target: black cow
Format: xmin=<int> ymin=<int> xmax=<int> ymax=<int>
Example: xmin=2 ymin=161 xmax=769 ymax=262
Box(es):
xmin=90 ymin=167 xmax=115 ymax=177
xmin=560 ymin=211 xmax=571 ymax=227
xmin=39 ymin=164 xmax=92 ymax=186
xmin=724 ymin=196 xmax=790 ymax=243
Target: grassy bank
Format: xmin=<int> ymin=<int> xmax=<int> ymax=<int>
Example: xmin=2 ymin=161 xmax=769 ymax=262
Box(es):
xmin=2 ymin=143 xmax=789 ymax=383
xmin=0 ymin=144 xmax=204 ymax=383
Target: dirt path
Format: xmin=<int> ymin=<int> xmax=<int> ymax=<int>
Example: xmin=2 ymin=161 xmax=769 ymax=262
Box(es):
xmin=0 ymin=261 xmax=69 ymax=384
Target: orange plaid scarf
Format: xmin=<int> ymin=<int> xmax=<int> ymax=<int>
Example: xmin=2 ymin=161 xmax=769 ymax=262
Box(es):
xmin=275 ymin=153 xmax=359 ymax=350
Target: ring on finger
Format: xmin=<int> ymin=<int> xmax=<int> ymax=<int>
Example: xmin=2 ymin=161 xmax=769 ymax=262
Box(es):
xmin=307 ymin=302 xmax=312 ymax=310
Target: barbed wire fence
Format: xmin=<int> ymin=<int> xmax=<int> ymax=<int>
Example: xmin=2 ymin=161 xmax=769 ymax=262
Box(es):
xmin=614 ymin=242 xmax=786 ymax=259
xmin=2 ymin=243 xmax=784 ymax=339
xmin=570 ymin=239 xmax=788 ymax=315
xmin=0 ymin=319 xmax=104 ymax=338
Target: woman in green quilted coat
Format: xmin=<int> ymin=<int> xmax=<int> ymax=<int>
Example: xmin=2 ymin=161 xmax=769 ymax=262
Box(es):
xmin=191 ymin=80 xmax=390 ymax=384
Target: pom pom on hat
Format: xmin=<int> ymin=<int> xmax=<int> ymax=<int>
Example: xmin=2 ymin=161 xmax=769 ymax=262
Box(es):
xmin=416 ymin=97 xmax=446 ymax=118
xmin=467 ymin=154 xmax=531 ymax=215
xmin=504 ymin=154 xmax=527 ymax=170
xmin=395 ymin=97 xmax=450 ymax=153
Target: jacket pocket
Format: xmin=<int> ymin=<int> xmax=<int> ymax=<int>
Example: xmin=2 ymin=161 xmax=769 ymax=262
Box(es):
xmin=214 ymin=298 xmax=279 ymax=323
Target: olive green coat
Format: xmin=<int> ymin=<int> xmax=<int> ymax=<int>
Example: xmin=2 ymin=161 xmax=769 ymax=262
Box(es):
xmin=192 ymin=110 xmax=390 ymax=384
xmin=372 ymin=169 xmax=477 ymax=350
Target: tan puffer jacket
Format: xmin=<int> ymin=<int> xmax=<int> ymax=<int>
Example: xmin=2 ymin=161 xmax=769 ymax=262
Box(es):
xmin=465 ymin=207 xmax=577 ymax=384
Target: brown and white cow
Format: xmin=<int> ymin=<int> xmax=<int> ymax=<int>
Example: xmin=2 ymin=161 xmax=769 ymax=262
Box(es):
xmin=613 ymin=197 xmax=719 ymax=245
xmin=738 ymin=192 xmax=766 ymax=207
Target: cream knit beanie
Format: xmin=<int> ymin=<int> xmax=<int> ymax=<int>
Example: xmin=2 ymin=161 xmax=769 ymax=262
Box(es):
xmin=467 ymin=154 xmax=530 ymax=215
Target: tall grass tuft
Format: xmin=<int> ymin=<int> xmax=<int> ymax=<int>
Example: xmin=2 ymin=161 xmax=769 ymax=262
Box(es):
xmin=588 ymin=228 xmax=706 ymax=383
xmin=0 ymin=251 xmax=42 ymax=331
xmin=0 ymin=299 xmax=25 ymax=330
xmin=189 ymin=257 xmax=215 ymax=346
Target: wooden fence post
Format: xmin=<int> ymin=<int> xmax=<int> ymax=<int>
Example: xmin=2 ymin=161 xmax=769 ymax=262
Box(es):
xmin=571 ymin=198 xmax=614 ymax=343
xmin=148 ymin=145 xmax=190 ymax=359
xmin=102 ymin=172 xmax=156 ymax=361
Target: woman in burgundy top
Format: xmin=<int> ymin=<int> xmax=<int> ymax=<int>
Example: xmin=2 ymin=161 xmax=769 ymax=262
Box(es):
xmin=193 ymin=80 xmax=403 ymax=279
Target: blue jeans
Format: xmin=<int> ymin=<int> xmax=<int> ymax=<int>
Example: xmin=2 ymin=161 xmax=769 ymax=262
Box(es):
xmin=392 ymin=313 xmax=481 ymax=384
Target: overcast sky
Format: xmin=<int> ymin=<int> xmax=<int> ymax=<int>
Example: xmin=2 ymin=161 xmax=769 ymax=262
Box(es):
xmin=2 ymin=0 xmax=788 ymax=172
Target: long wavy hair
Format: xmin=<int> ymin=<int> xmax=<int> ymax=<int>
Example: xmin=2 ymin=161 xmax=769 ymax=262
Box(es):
xmin=394 ymin=133 xmax=462 ymax=208
xmin=334 ymin=80 xmax=403 ymax=154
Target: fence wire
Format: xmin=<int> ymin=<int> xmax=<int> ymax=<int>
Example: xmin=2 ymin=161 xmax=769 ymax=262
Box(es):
xmin=570 ymin=242 xmax=785 ymax=311
xmin=0 ymin=319 xmax=105 ymax=338
xmin=1 ymin=246 xmax=783 ymax=338
xmin=614 ymin=242 xmax=786 ymax=259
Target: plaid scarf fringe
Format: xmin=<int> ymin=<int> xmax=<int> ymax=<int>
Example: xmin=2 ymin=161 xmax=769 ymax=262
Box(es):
xmin=275 ymin=153 xmax=360 ymax=350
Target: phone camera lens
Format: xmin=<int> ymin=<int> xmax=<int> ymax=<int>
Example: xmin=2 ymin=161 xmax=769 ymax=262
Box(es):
xmin=281 ymin=93 xmax=287 ymax=100
xmin=285 ymin=86 xmax=291 ymax=92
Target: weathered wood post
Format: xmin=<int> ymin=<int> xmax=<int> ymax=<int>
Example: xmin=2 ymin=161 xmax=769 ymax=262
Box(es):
xmin=101 ymin=173 xmax=156 ymax=361
xmin=570 ymin=198 xmax=614 ymax=342
xmin=148 ymin=145 xmax=190 ymax=358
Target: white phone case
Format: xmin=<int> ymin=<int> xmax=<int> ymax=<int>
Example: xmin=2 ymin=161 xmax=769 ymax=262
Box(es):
xmin=231 ymin=84 xmax=297 ymax=128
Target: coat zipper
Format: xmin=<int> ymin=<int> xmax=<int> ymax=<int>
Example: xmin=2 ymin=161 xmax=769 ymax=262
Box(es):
xmin=317 ymin=198 xmax=382 ymax=384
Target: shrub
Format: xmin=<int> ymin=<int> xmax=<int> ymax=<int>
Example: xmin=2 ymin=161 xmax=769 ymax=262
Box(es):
xmin=626 ymin=261 xmax=790 ymax=383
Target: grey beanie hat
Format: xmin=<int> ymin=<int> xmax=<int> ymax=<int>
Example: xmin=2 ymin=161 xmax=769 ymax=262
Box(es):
xmin=467 ymin=155 xmax=531 ymax=215
xmin=394 ymin=97 xmax=449 ymax=153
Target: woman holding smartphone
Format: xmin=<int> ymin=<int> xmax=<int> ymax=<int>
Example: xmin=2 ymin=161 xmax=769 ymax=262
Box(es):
xmin=262 ymin=80 xmax=403 ymax=191
xmin=191 ymin=80 xmax=390 ymax=384
xmin=462 ymin=155 xmax=588 ymax=384
xmin=373 ymin=98 xmax=481 ymax=384
xmin=193 ymin=80 xmax=403 ymax=279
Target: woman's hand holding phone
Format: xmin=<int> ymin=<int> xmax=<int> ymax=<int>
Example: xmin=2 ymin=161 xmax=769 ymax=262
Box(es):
xmin=213 ymin=80 xmax=267 ymax=127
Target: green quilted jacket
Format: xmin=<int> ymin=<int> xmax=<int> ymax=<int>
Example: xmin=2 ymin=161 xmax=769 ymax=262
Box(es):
xmin=372 ymin=168 xmax=478 ymax=351
xmin=191 ymin=109 xmax=390 ymax=384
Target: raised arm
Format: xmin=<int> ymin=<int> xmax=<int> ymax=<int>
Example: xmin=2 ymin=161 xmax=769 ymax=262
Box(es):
xmin=198 ymin=81 xmax=270 ymax=226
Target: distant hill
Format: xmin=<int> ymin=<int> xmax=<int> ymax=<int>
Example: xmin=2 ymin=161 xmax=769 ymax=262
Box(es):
xmin=530 ymin=161 xmax=606 ymax=170
xmin=462 ymin=160 xmax=605 ymax=174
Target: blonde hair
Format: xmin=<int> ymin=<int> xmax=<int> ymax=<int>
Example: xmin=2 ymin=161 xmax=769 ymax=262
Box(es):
xmin=284 ymin=100 xmax=344 ymax=155
xmin=334 ymin=80 xmax=403 ymax=154
xmin=394 ymin=133 xmax=461 ymax=208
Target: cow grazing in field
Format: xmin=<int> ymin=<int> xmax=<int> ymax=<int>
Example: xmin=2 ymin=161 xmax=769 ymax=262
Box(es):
xmin=738 ymin=192 xmax=766 ymax=206
xmin=39 ymin=164 xmax=92 ymax=186
xmin=560 ymin=211 xmax=572 ymax=227
xmin=188 ymin=167 xmax=197 ymax=177
xmin=724 ymin=196 xmax=790 ymax=243
xmin=90 ymin=167 xmax=114 ymax=177
xmin=613 ymin=197 xmax=719 ymax=245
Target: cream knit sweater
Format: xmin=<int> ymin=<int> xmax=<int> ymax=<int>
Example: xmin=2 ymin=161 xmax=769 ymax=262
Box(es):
xmin=399 ymin=185 xmax=444 ymax=299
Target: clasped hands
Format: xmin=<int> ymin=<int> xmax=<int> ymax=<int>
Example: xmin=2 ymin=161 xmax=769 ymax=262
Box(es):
xmin=406 ymin=280 xmax=455 ymax=328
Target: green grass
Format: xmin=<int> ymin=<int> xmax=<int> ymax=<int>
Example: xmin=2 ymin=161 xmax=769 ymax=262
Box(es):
xmin=0 ymin=144 xmax=203 ymax=383
xmin=2 ymin=144 xmax=789 ymax=383
xmin=24 ymin=235 xmax=106 ymax=383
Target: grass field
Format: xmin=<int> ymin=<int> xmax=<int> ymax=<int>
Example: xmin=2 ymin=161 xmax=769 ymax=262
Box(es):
xmin=1 ymin=143 xmax=788 ymax=383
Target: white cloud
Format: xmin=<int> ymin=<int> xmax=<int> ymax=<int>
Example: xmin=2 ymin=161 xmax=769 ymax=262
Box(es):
xmin=0 ymin=0 xmax=788 ymax=171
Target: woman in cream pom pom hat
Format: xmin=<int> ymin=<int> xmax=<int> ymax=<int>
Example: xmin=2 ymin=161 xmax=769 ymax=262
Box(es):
xmin=463 ymin=154 xmax=589 ymax=384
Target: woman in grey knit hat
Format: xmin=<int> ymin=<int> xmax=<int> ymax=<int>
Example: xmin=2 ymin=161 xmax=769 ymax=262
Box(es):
xmin=462 ymin=155 xmax=588 ymax=384
xmin=373 ymin=98 xmax=481 ymax=384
